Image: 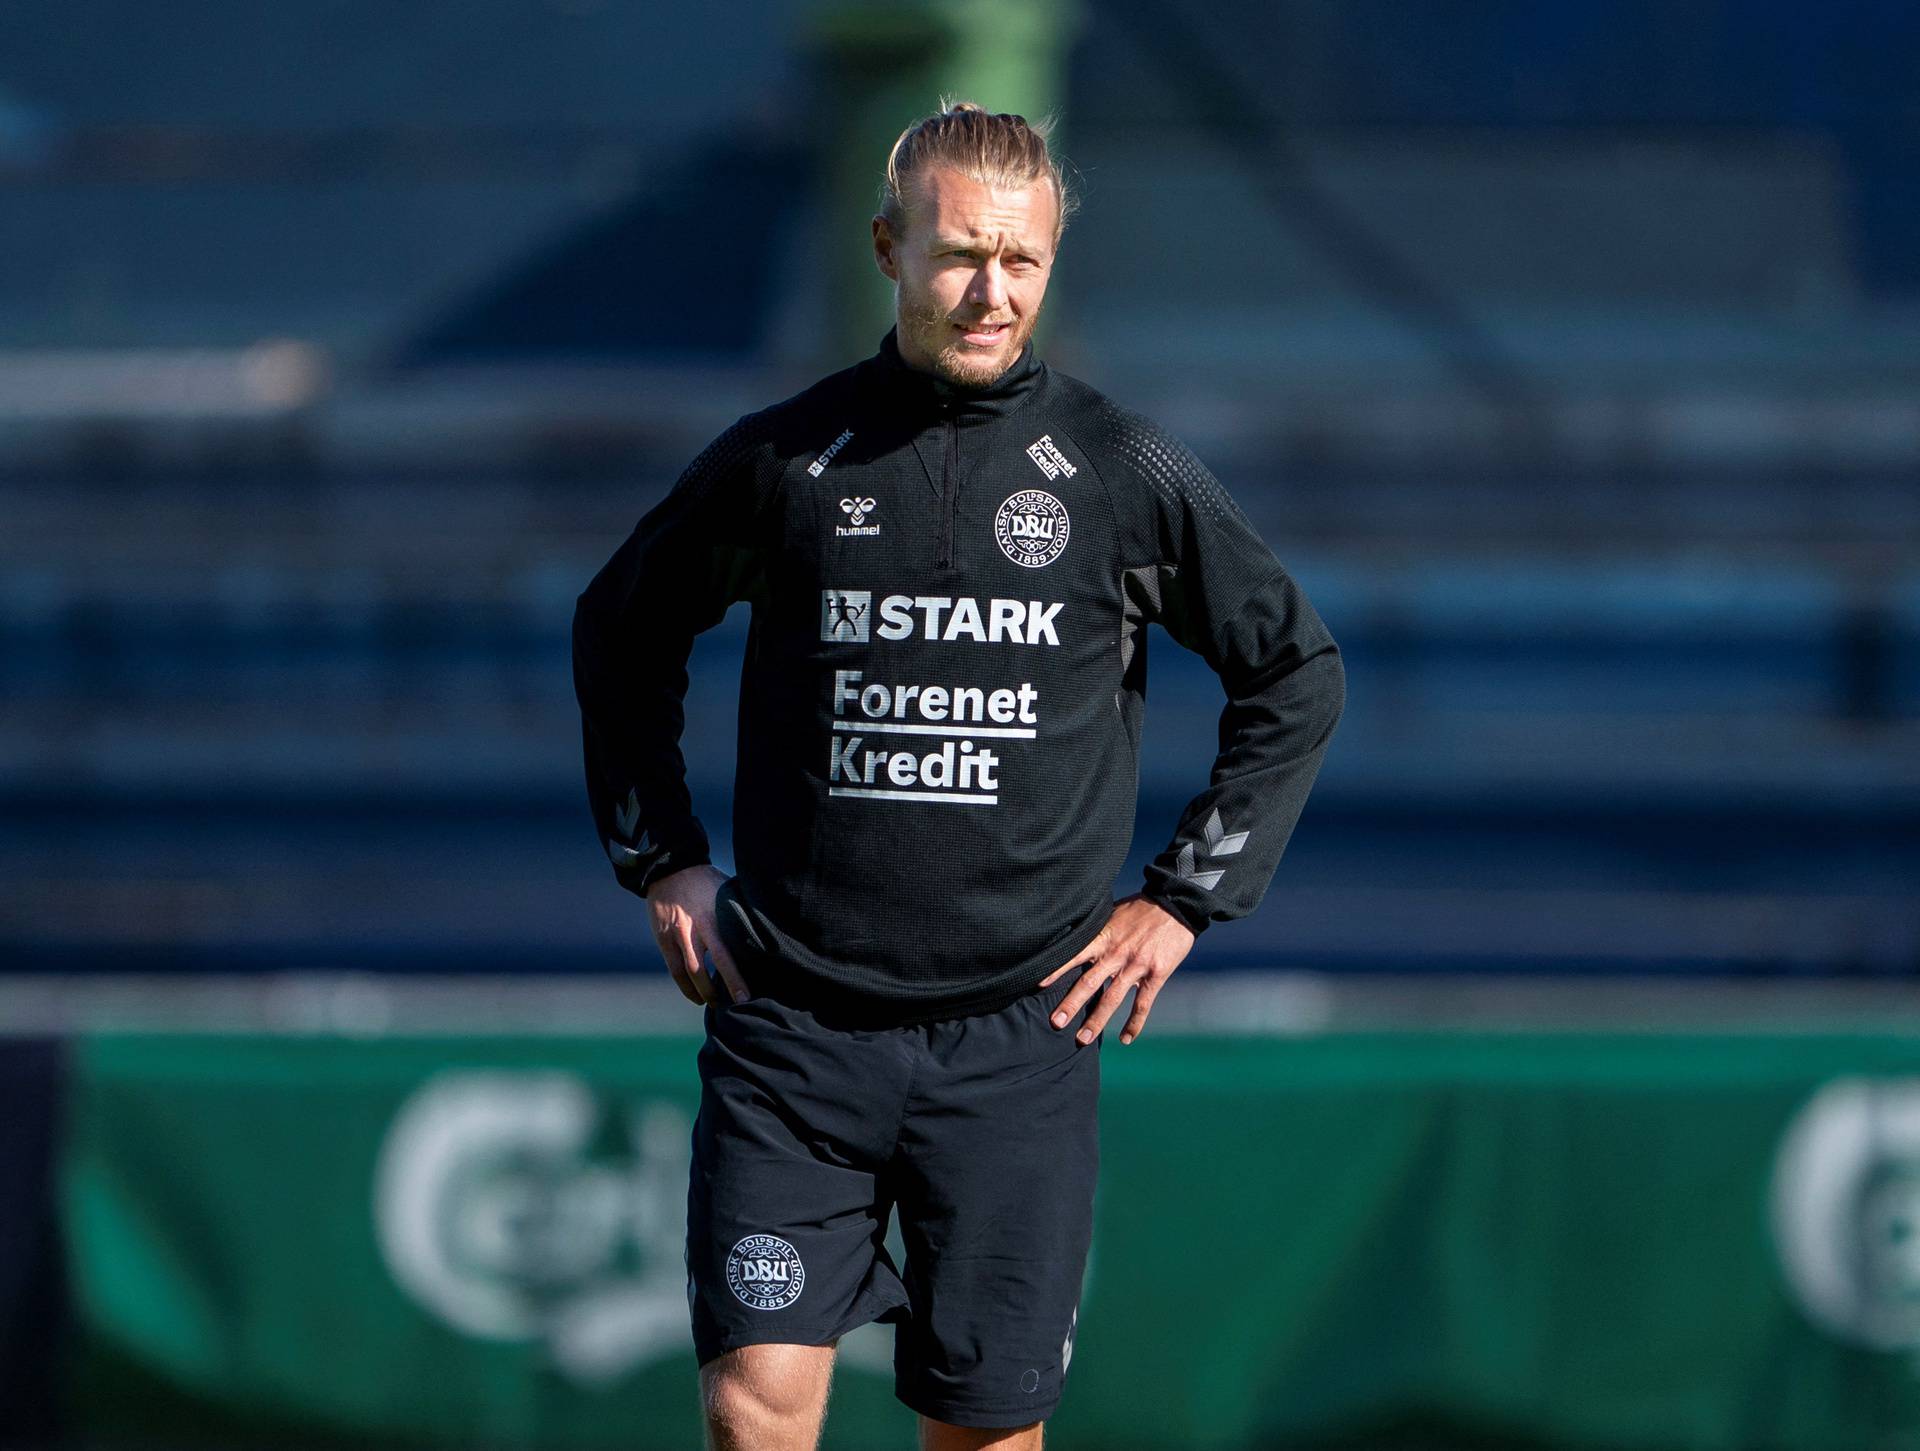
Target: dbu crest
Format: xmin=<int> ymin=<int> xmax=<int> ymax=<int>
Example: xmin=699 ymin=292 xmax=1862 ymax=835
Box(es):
xmin=726 ymin=1234 xmax=806 ymax=1310
xmin=994 ymin=489 xmax=1070 ymax=568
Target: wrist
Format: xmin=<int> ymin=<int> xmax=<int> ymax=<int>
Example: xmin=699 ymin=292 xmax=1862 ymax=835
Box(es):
xmin=621 ymin=843 xmax=712 ymax=899
xmin=1141 ymin=887 xmax=1208 ymax=938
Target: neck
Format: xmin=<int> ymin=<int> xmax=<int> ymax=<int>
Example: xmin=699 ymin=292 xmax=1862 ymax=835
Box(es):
xmin=875 ymin=326 xmax=1043 ymax=420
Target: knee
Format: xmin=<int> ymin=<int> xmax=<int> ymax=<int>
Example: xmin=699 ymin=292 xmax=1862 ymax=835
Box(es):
xmin=919 ymin=1418 xmax=1044 ymax=1451
xmin=701 ymin=1343 xmax=833 ymax=1443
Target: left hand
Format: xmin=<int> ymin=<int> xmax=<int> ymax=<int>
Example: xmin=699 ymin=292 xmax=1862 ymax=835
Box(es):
xmin=1039 ymin=894 xmax=1195 ymax=1046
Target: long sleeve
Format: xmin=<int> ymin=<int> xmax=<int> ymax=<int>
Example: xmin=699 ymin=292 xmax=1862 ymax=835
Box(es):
xmin=1101 ymin=408 xmax=1345 ymax=937
xmin=570 ymin=411 xmax=780 ymax=898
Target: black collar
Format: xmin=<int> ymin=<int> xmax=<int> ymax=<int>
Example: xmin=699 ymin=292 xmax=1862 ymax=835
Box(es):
xmin=871 ymin=325 xmax=1045 ymax=422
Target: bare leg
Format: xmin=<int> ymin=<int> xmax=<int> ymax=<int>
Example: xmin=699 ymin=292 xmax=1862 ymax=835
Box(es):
xmin=919 ymin=1418 xmax=1044 ymax=1450
xmin=700 ymin=1343 xmax=837 ymax=1451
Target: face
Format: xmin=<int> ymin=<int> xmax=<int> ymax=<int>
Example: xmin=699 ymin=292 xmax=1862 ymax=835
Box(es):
xmin=872 ymin=164 xmax=1059 ymax=388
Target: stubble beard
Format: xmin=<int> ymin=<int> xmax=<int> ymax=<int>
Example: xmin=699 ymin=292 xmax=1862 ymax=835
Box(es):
xmin=897 ymin=294 xmax=1042 ymax=390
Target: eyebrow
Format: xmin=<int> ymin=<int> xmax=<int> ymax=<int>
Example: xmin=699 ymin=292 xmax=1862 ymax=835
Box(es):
xmin=933 ymin=236 xmax=1044 ymax=255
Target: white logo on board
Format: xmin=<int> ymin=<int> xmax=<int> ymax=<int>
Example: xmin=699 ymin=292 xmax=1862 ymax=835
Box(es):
xmin=374 ymin=1073 xmax=692 ymax=1384
xmin=994 ymin=489 xmax=1070 ymax=569
xmin=1772 ymin=1076 xmax=1920 ymax=1350
xmin=726 ymin=1235 xmax=806 ymax=1310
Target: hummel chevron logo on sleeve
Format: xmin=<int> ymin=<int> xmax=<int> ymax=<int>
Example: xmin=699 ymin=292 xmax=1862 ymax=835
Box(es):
xmin=1173 ymin=842 xmax=1222 ymax=891
xmin=606 ymin=835 xmax=652 ymax=869
xmin=1174 ymin=808 xmax=1249 ymax=891
xmin=1199 ymin=807 xmax=1248 ymax=856
xmin=607 ymin=787 xmax=652 ymax=867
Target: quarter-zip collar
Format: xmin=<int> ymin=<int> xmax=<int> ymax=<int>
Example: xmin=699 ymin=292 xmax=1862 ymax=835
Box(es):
xmin=871 ymin=325 xmax=1045 ymax=423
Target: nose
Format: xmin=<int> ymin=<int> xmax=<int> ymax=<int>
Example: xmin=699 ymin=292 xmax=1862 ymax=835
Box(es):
xmin=968 ymin=259 xmax=1008 ymax=313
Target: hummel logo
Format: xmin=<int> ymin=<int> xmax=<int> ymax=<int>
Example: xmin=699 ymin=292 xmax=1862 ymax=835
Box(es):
xmin=1024 ymin=434 xmax=1076 ymax=482
xmin=606 ymin=836 xmax=652 ymax=869
xmin=835 ymin=493 xmax=879 ymax=538
xmin=614 ymin=787 xmax=641 ymax=839
xmin=807 ymin=428 xmax=855 ymax=477
xmin=607 ymin=788 xmax=653 ymax=868
xmin=1199 ymin=806 xmax=1250 ymax=857
xmin=1173 ymin=807 xmax=1248 ymax=891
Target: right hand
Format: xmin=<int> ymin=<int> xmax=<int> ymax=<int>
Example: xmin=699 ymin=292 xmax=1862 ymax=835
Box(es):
xmin=644 ymin=864 xmax=749 ymax=1006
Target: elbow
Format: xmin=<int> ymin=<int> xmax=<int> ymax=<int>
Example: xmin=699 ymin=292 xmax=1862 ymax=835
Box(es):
xmin=1308 ymin=641 xmax=1347 ymax=743
xmin=570 ymin=584 xmax=608 ymax=690
xmin=571 ymin=569 xmax=615 ymax=655
xmin=569 ymin=591 xmax=591 ymax=666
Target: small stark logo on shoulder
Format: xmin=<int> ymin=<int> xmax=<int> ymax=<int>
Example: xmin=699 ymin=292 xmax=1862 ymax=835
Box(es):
xmin=807 ymin=428 xmax=854 ymax=477
xmin=836 ymin=496 xmax=879 ymax=537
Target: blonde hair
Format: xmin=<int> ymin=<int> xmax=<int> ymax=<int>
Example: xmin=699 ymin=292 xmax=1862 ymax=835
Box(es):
xmin=880 ymin=98 xmax=1077 ymax=247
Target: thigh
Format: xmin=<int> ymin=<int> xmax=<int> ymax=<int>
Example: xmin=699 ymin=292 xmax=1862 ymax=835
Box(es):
xmin=891 ymin=974 xmax=1099 ymax=1429
xmin=688 ymin=994 xmax=915 ymax=1365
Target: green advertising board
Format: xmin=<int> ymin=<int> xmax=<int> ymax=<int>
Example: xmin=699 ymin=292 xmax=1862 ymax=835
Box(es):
xmin=62 ymin=1029 xmax=1920 ymax=1449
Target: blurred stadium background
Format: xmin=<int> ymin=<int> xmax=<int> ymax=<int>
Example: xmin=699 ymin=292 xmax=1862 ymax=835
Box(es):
xmin=2 ymin=1 xmax=1917 ymax=1447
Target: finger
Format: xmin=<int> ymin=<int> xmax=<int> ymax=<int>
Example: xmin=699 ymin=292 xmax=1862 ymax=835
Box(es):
xmin=1040 ymin=924 xmax=1110 ymax=989
xmin=1078 ymin=968 xmax=1143 ymax=1045
xmin=1050 ymin=961 xmax=1117 ymax=1029
xmin=704 ymin=926 xmax=750 ymax=1005
xmin=1119 ymin=974 xmax=1164 ymax=1045
xmin=652 ymin=916 xmax=702 ymax=1004
xmin=677 ymin=916 xmax=717 ymax=1005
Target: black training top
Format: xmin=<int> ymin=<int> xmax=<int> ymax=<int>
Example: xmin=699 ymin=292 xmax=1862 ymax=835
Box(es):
xmin=572 ymin=327 xmax=1345 ymax=1023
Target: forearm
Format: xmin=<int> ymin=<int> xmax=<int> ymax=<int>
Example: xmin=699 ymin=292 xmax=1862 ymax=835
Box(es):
xmin=1142 ymin=632 xmax=1345 ymax=935
xmin=571 ymin=566 xmax=713 ymax=897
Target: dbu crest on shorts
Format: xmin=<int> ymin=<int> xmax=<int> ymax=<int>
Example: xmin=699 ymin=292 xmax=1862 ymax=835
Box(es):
xmin=726 ymin=1234 xmax=806 ymax=1310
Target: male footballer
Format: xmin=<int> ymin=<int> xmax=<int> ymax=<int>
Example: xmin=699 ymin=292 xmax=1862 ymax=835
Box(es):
xmin=572 ymin=101 xmax=1344 ymax=1451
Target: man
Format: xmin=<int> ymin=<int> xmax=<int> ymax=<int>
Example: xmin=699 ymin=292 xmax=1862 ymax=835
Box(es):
xmin=572 ymin=101 xmax=1344 ymax=1450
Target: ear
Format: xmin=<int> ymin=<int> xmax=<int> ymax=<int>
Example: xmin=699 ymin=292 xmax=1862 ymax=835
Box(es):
xmin=872 ymin=214 xmax=899 ymax=282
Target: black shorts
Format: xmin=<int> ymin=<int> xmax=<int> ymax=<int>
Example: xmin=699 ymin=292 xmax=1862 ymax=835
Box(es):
xmin=686 ymin=969 xmax=1099 ymax=1429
